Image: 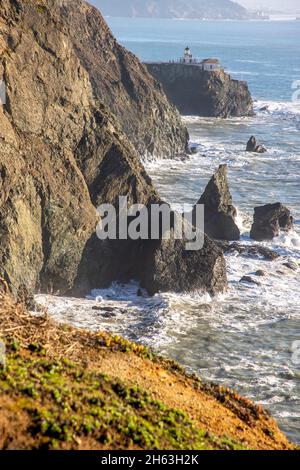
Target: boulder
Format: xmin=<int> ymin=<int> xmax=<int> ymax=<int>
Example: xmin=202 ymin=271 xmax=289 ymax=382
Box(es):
xmin=192 ymin=165 xmax=240 ymax=241
xmin=250 ymin=203 xmax=293 ymax=241
xmin=224 ymin=243 xmax=279 ymax=261
xmin=240 ymin=276 xmax=261 ymax=286
xmin=254 ymin=270 xmax=267 ymax=277
xmin=283 ymin=261 xmax=298 ymax=272
xmin=246 ymin=136 xmax=267 ymax=153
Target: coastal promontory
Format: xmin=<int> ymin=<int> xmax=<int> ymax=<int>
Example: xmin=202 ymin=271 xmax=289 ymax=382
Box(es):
xmin=146 ymin=60 xmax=254 ymax=118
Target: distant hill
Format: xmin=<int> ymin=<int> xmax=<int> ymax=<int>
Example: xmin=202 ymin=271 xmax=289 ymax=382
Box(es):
xmin=93 ymin=0 xmax=249 ymax=20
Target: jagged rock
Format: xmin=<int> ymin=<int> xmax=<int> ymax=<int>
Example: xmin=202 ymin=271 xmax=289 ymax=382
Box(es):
xmin=190 ymin=146 xmax=198 ymax=155
xmin=141 ymin=233 xmax=227 ymax=296
xmin=146 ymin=63 xmax=254 ymax=118
xmin=224 ymin=243 xmax=279 ymax=261
xmin=76 ymin=207 xmax=228 ymax=297
xmin=250 ymin=203 xmax=293 ymax=241
xmin=192 ymin=165 xmax=240 ymax=241
xmin=240 ymin=276 xmax=261 ymax=286
xmin=254 ymin=270 xmax=266 ymax=277
xmin=0 ymin=0 xmax=227 ymax=298
xmin=246 ymin=136 xmax=267 ymax=153
xmin=283 ymin=261 xmax=298 ymax=272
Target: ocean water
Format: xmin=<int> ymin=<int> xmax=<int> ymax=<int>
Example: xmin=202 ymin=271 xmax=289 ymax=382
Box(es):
xmin=37 ymin=19 xmax=300 ymax=444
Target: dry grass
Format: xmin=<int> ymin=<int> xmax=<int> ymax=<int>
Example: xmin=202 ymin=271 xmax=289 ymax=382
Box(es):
xmin=0 ymin=287 xmax=296 ymax=450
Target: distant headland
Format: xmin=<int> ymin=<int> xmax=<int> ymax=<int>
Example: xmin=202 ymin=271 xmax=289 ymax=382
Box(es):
xmin=93 ymin=0 xmax=249 ymax=20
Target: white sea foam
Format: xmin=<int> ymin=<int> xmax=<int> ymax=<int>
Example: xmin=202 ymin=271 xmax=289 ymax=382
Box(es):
xmin=255 ymin=100 xmax=300 ymax=118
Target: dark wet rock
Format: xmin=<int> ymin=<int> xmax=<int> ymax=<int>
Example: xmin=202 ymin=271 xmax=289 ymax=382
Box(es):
xmin=246 ymin=136 xmax=267 ymax=153
xmin=137 ymin=289 xmax=143 ymax=297
xmin=240 ymin=276 xmax=261 ymax=286
xmin=283 ymin=261 xmax=298 ymax=272
xmin=224 ymin=243 xmax=280 ymax=261
xmin=102 ymin=311 xmax=117 ymax=318
xmin=250 ymin=203 xmax=293 ymax=242
xmin=92 ymin=306 xmax=117 ymax=317
xmin=140 ymin=233 xmax=227 ymax=297
xmin=215 ymin=240 xmax=230 ymax=251
xmin=96 ymin=306 xmax=116 ymax=313
xmin=192 ymin=164 xmax=240 ymax=241
xmin=254 ymin=270 xmax=267 ymax=277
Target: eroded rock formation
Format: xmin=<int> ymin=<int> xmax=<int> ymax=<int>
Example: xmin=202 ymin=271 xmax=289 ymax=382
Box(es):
xmin=192 ymin=165 xmax=240 ymax=241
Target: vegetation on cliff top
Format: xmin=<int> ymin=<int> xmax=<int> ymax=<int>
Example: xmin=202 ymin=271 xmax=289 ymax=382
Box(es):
xmin=0 ymin=292 xmax=295 ymax=450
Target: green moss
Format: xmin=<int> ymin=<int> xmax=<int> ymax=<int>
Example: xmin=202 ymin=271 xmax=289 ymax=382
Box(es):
xmin=0 ymin=342 xmax=245 ymax=450
xmin=97 ymin=332 xmax=154 ymax=360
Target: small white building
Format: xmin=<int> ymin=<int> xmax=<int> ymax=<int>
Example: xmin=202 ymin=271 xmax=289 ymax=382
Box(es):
xmin=201 ymin=58 xmax=221 ymax=72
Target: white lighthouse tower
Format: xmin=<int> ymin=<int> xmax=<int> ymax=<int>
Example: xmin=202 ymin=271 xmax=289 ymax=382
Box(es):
xmin=183 ymin=46 xmax=193 ymax=64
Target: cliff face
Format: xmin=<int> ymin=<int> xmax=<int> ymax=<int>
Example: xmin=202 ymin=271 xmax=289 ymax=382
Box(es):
xmin=59 ymin=0 xmax=188 ymax=159
xmin=146 ymin=64 xmax=254 ymax=118
xmin=0 ymin=0 xmax=227 ymax=299
xmin=0 ymin=0 xmax=156 ymax=296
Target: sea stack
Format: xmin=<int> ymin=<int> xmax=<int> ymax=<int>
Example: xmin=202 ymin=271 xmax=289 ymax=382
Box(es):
xmin=250 ymin=203 xmax=294 ymax=241
xmin=192 ymin=165 xmax=240 ymax=241
xmin=246 ymin=136 xmax=267 ymax=153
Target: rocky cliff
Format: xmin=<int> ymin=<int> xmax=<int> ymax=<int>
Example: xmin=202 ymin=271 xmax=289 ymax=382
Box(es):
xmin=59 ymin=0 xmax=188 ymax=159
xmin=0 ymin=0 xmax=152 ymax=296
xmin=146 ymin=63 xmax=254 ymax=118
xmin=0 ymin=0 xmax=227 ymax=299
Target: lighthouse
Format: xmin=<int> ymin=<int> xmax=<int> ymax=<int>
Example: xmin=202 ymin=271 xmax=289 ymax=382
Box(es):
xmin=183 ymin=46 xmax=192 ymax=63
